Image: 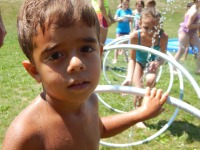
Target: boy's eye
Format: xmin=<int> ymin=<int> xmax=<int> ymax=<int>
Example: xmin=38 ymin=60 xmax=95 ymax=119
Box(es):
xmin=48 ymin=52 xmax=63 ymax=60
xmin=80 ymin=46 xmax=94 ymax=53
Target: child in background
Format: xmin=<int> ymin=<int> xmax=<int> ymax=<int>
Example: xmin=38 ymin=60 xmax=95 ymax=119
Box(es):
xmin=181 ymin=2 xmax=195 ymax=61
xmin=132 ymin=0 xmax=145 ymax=31
xmin=113 ymin=0 xmax=132 ymax=64
xmin=2 ymin=1 xmax=168 ymax=149
xmin=122 ymin=7 xmax=168 ymax=128
xmin=174 ymin=0 xmax=200 ymax=74
xmin=92 ymin=0 xmax=115 ymax=47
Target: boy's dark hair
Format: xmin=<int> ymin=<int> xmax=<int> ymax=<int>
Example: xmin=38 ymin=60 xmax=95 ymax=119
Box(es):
xmin=17 ymin=0 xmax=100 ymax=62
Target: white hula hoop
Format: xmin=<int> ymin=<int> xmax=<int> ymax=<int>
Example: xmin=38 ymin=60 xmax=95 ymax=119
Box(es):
xmin=98 ymin=44 xmax=199 ymax=147
xmin=97 ymin=66 xmax=182 ymax=146
xmin=101 ymin=44 xmax=175 ymax=113
xmin=95 ymin=85 xmax=200 ymax=147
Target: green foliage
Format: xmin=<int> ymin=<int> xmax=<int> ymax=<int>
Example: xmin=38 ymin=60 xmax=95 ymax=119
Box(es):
xmin=0 ymin=0 xmax=200 ymax=150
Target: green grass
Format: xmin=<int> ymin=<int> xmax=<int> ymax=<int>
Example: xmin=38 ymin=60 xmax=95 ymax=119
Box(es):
xmin=0 ymin=0 xmax=200 ymax=149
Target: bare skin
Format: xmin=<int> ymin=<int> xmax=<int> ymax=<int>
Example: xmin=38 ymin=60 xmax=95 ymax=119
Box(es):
xmin=2 ymin=20 xmax=168 ymax=150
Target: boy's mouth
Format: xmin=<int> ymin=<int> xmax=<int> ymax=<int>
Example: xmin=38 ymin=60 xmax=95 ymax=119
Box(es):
xmin=68 ymin=81 xmax=90 ymax=90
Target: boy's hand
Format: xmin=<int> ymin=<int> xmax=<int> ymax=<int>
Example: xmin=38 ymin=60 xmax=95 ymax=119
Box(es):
xmin=139 ymin=87 xmax=168 ymax=120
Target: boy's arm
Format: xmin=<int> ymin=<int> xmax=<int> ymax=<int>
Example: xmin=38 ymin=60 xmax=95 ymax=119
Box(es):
xmin=100 ymin=87 xmax=168 ymax=138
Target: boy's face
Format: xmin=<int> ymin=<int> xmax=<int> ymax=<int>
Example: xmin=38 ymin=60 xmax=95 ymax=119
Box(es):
xmin=24 ymin=21 xmax=101 ymax=105
xmin=140 ymin=17 xmax=159 ymax=37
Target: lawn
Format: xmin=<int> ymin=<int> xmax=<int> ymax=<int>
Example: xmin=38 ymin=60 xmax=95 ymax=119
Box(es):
xmin=0 ymin=0 xmax=200 ymax=150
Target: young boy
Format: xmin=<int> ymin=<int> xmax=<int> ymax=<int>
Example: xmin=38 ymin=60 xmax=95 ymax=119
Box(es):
xmin=2 ymin=0 xmax=168 ymax=149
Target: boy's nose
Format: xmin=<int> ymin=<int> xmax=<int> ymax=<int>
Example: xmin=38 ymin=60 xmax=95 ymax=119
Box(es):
xmin=67 ymin=56 xmax=86 ymax=73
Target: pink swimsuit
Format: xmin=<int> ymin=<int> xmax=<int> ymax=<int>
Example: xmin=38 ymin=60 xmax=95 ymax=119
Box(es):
xmin=179 ymin=14 xmax=200 ymax=36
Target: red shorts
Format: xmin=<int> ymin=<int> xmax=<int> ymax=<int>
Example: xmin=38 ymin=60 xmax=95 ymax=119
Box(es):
xmin=96 ymin=13 xmax=108 ymax=29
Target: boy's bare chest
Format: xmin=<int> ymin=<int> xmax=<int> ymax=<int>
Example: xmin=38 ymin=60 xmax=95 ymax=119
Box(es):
xmin=39 ymin=110 xmax=100 ymax=149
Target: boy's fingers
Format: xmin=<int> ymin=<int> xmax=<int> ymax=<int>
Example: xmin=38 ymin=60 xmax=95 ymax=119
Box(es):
xmin=150 ymin=88 xmax=157 ymax=97
xmin=159 ymin=92 xmax=169 ymax=105
xmin=155 ymin=89 xmax=162 ymax=100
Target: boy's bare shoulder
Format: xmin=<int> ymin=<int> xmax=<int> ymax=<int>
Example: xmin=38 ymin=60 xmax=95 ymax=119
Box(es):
xmin=2 ymin=97 xmax=45 ymax=150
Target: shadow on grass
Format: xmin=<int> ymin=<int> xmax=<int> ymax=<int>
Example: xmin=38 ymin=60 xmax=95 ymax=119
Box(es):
xmin=147 ymin=120 xmax=200 ymax=143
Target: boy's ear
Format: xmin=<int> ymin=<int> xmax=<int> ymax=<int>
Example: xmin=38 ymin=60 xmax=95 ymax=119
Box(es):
xmin=22 ymin=60 xmax=41 ymax=83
